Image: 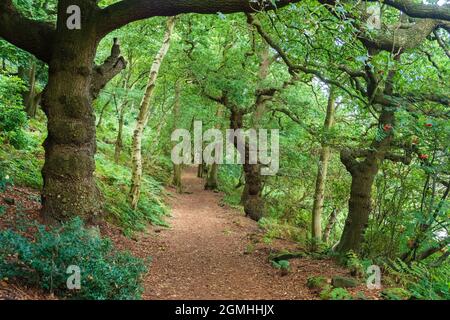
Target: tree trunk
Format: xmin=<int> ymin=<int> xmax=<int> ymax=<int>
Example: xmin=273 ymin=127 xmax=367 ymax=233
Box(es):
xmin=337 ymin=108 xmax=395 ymax=253
xmin=337 ymin=164 xmax=378 ymax=253
xmin=242 ymin=162 xmax=264 ymax=221
xmin=323 ymin=208 xmax=339 ymax=243
xmin=311 ymin=87 xmax=336 ymax=244
xmin=41 ymin=9 xmax=101 ymax=223
xmin=230 ymin=108 xmax=264 ymax=221
xmin=114 ymin=102 xmax=127 ymax=164
xmin=205 ymin=163 xmax=219 ymax=190
xmin=24 ymin=61 xmax=40 ymax=117
xmin=205 ymin=106 xmax=224 ymax=190
xmin=96 ymin=98 xmax=111 ymax=128
xmin=172 ymin=80 xmax=182 ymax=193
xmin=129 ymin=17 xmax=176 ymax=210
xmin=19 ymin=60 xmax=41 ymax=118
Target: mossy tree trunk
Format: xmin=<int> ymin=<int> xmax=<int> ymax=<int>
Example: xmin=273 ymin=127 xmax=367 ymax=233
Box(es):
xmin=205 ymin=106 xmax=224 ymax=190
xmin=41 ymin=1 xmax=126 ymax=223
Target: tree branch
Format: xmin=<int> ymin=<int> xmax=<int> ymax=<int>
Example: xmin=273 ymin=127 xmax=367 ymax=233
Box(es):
xmin=367 ymin=0 xmax=450 ymax=22
xmin=0 ymin=0 xmax=55 ymax=63
xmin=91 ymin=38 xmax=127 ymax=99
xmin=98 ymin=0 xmax=301 ymax=37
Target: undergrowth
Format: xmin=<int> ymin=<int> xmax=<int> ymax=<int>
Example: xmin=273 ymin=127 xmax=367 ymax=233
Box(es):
xmin=0 ymin=218 xmax=149 ymax=300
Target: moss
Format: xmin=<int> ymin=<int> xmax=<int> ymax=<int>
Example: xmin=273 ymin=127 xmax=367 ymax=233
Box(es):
xmin=307 ymin=276 xmax=328 ymax=290
xmin=381 ymin=287 xmax=411 ymax=300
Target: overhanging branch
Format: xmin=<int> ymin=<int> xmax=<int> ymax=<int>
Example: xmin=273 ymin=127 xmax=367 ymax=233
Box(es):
xmin=98 ymin=0 xmax=302 ymax=37
xmin=0 ymin=0 xmax=55 ymax=63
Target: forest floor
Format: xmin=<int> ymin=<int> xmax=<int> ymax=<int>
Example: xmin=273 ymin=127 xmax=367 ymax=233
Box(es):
xmin=1 ymin=167 xmax=382 ymax=300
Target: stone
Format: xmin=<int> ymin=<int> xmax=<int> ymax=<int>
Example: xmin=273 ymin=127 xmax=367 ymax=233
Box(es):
xmin=332 ymin=275 xmax=358 ymax=288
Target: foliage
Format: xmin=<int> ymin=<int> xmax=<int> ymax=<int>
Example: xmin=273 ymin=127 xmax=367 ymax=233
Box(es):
xmin=306 ymin=276 xmax=328 ymax=290
xmin=385 ymin=259 xmax=450 ymax=300
xmin=320 ymin=286 xmax=352 ymax=300
xmin=0 ymin=218 xmax=149 ymax=300
xmin=96 ymin=150 xmax=169 ymax=235
xmin=271 ymin=259 xmax=290 ymax=271
xmin=0 ymin=74 xmax=28 ymax=149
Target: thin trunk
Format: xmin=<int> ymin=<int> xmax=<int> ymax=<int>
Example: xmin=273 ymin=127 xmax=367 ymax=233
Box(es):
xmin=311 ymin=87 xmax=336 ymax=244
xmin=114 ymin=102 xmax=128 ymax=164
xmin=129 ymin=17 xmax=176 ymax=210
xmin=323 ymin=208 xmax=339 ymax=243
xmin=24 ymin=61 xmax=39 ymax=117
xmin=96 ymin=98 xmax=111 ymax=128
xmin=172 ymin=80 xmax=182 ymax=192
xmin=205 ymin=106 xmax=224 ymax=190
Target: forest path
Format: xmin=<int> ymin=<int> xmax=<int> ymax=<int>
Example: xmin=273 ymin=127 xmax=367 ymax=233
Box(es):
xmin=139 ymin=167 xmax=342 ymax=300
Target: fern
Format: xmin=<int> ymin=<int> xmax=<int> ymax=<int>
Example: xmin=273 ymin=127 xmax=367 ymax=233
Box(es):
xmin=385 ymin=259 xmax=450 ymax=300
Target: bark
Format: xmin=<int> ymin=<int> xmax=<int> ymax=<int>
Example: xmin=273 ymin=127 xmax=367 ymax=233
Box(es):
xmin=239 ymin=46 xmax=272 ymax=221
xmin=311 ymin=87 xmax=336 ymax=244
xmin=114 ymin=101 xmax=128 ymax=164
xmin=39 ymin=1 xmax=126 ymax=223
xmin=229 ymin=108 xmax=264 ymax=221
xmin=129 ymin=17 xmax=176 ymax=210
xmin=40 ymin=1 xmax=102 ymax=223
xmin=23 ymin=61 xmax=41 ymax=118
xmin=96 ymin=98 xmax=111 ymax=128
xmin=172 ymin=81 xmax=182 ymax=193
xmin=337 ymin=108 xmax=395 ymax=253
xmin=323 ymin=208 xmax=339 ymax=243
xmin=205 ymin=163 xmax=219 ymax=190
xmin=205 ymin=106 xmax=224 ymax=190
xmin=98 ymin=0 xmax=302 ymax=37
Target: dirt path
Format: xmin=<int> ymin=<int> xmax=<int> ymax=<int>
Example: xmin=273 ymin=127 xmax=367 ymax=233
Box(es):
xmin=137 ymin=167 xmax=364 ymax=300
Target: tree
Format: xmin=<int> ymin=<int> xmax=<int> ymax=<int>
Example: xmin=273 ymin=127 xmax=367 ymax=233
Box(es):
xmin=0 ymin=0 xmax=301 ymax=222
xmin=130 ymin=16 xmax=176 ymax=210
xmin=311 ymin=86 xmax=336 ymax=245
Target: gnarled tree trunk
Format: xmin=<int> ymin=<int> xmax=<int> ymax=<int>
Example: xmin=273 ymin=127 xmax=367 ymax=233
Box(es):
xmin=41 ymin=2 xmax=125 ymax=222
xmin=337 ymin=108 xmax=395 ymax=253
xmin=129 ymin=17 xmax=176 ymax=209
xmin=205 ymin=106 xmax=224 ymax=190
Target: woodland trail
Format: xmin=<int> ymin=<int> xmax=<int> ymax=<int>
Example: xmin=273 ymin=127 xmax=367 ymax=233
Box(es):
xmin=135 ymin=167 xmax=361 ymax=300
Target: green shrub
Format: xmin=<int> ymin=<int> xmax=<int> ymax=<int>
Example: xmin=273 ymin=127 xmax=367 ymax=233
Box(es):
xmin=0 ymin=74 xmax=28 ymax=149
xmin=271 ymin=259 xmax=290 ymax=271
xmin=307 ymin=276 xmax=328 ymax=290
xmin=381 ymin=287 xmax=411 ymax=300
xmin=385 ymin=259 xmax=450 ymax=300
xmin=320 ymin=286 xmax=352 ymax=300
xmin=0 ymin=218 xmax=149 ymax=300
xmin=95 ymin=151 xmax=169 ymax=234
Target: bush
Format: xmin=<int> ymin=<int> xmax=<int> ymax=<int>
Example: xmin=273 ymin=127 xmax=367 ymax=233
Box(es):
xmin=0 ymin=218 xmax=149 ymax=300
xmin=385 ymin=259 xmax=450 ymax=300
xmin=320 ymin=286 xmax=352 ymax=300
xmin=95 ymin=151 xmax=169 ymax=234
xmin=0 ymin=74 xmax=28 ymax=149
